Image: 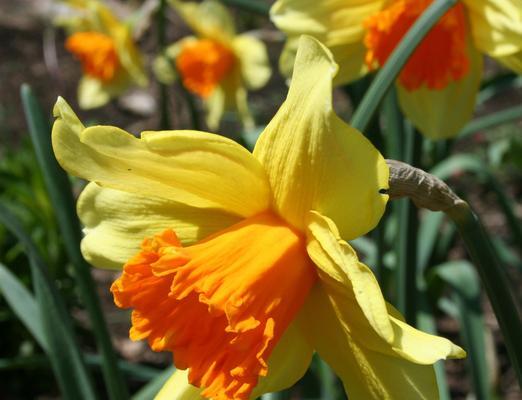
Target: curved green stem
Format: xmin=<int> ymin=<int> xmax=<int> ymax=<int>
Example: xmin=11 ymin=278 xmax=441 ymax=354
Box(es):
xmin=446 ymin=202 xmax=522 ymax=388
xmin=351 ymin=0 xmax=458 ymax=132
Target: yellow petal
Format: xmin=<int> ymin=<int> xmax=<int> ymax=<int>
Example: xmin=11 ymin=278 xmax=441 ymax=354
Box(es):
xmin=111 ymin=23 xmax=148 ymax=87
xmin=77 ymin=76 xmax=111 ymax=109
xmin=299 ymin=285 xmax=440 ymax=400
xmin=464 ymin=0 xmax=522 ymax=58
xmin=306 ymin=212 xmax=465 ymax=364
xmin=270 ymin=0 xmax=384 ymax=46
xmin=170 ymin=0 xmax=235 ymax=43
xmin=52 ymin=98 xmax=270 ymax=217
xmin=206 ymin=72 xmax=254 ymax=130
xmin=233 ymin=34 xmax=271 ymax=90
xmin=397 ymin=42 xmax=483 ymax=139
xmin=271 ymin=0 xmax=383 ymax=82
xmin=253 ymin=35 xmax=388 ymax=240
xmin=252 ymin=320 xmax=313 ymax=397
xmin=496 ymin=50 xmax=522 ymax=74
xmin=155 ymin=369 xmax=204 ymax=400
xmin=77 ymin=182 xmax=241 ymax=269
xmin=306 ymin=211 xmax=394 ymax=344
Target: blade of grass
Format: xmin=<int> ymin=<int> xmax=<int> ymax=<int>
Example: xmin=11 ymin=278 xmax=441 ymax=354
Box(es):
xmin=446 ymin=203 xmax=522 ymax=388
xmin=0 ymin=262 xmax=47 ymax=350
xmin=351 ymin=0 xmax=458 ymax=132
xmin=0 ymin=204 xmax=96 ymax=399
xmin=21 ymin=85 xmax=128 ymax=400
xmin=396 ymin=127 xmax=422 ymax=324
xmin=430 ymin=260 xmax=492 ymax=399
xmin=457 ymin=105 xmax=522 ymax=140
xmin=157 ymin=0 xmax=171 ymax=130
xmin=219 ymin=0 xmax=269 ymax=15
xmin=432 ymin=154 xmax=522 ymax=251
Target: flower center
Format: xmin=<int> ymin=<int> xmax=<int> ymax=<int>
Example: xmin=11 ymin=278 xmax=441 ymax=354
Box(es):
xmin=65 ymin=31 xmax=120 ymax=82
xmin=176 ymin=39 xmax=236 ymax=98
xmin=111 ymin=212 xmax=316 ymax=400
xmin=363 ymin=0 xmax=469 ymax=91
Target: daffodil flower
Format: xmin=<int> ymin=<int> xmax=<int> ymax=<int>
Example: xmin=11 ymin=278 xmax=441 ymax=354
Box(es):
xmin=154 ymin=0 xmax=271 ymax=130
xmin=271 ymin=0 xmax=522 ymax=139
xmin=57 ymin=0 xmax=148 ymax=109
xmin=52 ymin=36 xmax=464 ymax=400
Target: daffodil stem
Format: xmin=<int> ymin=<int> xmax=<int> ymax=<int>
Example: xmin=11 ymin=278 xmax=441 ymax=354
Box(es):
xmin=446 ymin=202 xmax=522 ymax=388
xmin=157 ymin=0 xmax=171 ymax=130
xmin=387 ymin=160 xmax=522 ymax=388
xmin=350 ymin=0 xmax=458 ymax=132
xmin=396 ymin=128 xmax=421 ymax=324
xmin=21 ymin=85 xmax=129 ymax=400
xmin=219 ymin=0 xmax=270 ymax=15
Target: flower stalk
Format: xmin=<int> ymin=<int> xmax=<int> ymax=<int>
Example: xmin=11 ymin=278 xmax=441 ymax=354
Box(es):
xmin=387 ymin=159 xmax=522 ymax=388
xmin=350 ymin=0 xmax=459 ymax=132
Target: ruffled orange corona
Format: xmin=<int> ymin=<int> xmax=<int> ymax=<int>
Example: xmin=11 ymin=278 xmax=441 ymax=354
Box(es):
xmin=53 ymin=36 xmax=465 ymax=400
xmin=111 ymin=212 xmax=316 ymax=399
xmin=65 ymin=32 xmax=120 ymax=82
xmin=176 ymin=39 xmax=236 ymax=98
xmin=363 ymin=0 xmax=469 ymax=90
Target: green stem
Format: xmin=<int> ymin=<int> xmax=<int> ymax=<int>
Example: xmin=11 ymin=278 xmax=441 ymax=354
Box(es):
xmin=219 ymin=0 xmax=269 ymax=15
xmin=396 ymin=128 xmax=421 ymax=324
xmin=447 ymin=202 xmax=522 ymax=388
xmin=21 ymin=85 xmax=129 ymax=400
xmin=351 ymin=0 xmax=458 ymax=132
xmin=157 ymin=0 xmax=171 ymax=130
xmin=457 ymin=104 xmax=522 ymax=140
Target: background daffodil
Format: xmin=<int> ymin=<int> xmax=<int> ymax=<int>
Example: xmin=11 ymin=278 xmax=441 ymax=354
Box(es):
xmin=57 ymin=0 xmax=148 ymax=109
xmin=271 ymin=0 xmax=522 ymax=139
xmin=154 ymin=0 xmax=271 ymax=130
xmin=52 ymin=36 xmax=464 ymax=399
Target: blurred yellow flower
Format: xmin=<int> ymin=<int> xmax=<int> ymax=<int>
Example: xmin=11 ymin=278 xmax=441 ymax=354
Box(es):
xmin=52 ymin=36 xmax=464 ymax=400
xmin=154 ymin=0 xmax=271 ymax=130
xmin=58 ymin=0 xmax=148 ymax=109
xmin=271 ymin=0 xmax=522 ymax=139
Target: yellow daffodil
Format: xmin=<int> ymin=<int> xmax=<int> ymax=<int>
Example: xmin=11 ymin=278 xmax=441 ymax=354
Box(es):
xmin=52 ymin=36 xmax=464 ymax=399
xmin=271 ymin=0 xmax=522 ymax=139
xmin=57 ymin=0 xmax=148 ymax=109
xmin=154 ymin=0 xmax=271 ymax=130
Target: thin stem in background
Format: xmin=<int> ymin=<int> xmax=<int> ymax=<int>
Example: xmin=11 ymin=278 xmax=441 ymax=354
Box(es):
xmin=157 ymin=0 xmax=171 ymax=130
xmin=395 ymin=127 xmax=422 ymax=324
xmin=447 ymin=202 xmax=522 ymax=388
xmin=351 ymin=0 xmax=458 ymax=132
xmin=21 ymin=85 xmax=129 ymax=400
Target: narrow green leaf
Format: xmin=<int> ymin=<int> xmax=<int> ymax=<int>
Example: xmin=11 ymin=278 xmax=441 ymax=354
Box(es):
xmin=21 ymin=84 xmax=128 ymax=400
xmin=446 ymin=203 xmax=522 ymax=388
xmin=351 ymin=0 xmax=458 ymax=132
xmin=458 ymin=105 xmax=522 ymax=140
xmin=432 ymin=154 xmax=522 ymax=251
xmin=132 ymin=366 xmax=176 ymax=400
xmin=219 ymin=0 xmax=269 ymax=15
xmin=417 ymin=211 xmax=445 ymax=272
xmin=0 ymin=262 xmax=47 ymax=351
xmin=430 ymin=260 xmax=492 ymax=399
xmin=0 ymin=204 xmax=96 ymax=400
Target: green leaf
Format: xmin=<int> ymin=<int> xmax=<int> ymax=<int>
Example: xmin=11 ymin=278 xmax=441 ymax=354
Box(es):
xmin=458 ymin=105 xmax=522 ymax=140
xmin=446 ymin=203 xmax=522 ymax=389
xmin=351 ymin=0 xmax=458 ymax=132
xmin=0 ymin=262 xmax=47 ymax=351
xmin=21 ymin=84 xmax=129 ymax=399
xmin=0 ymin=204 xmax=96 ymax=399
xmin=429 ymin=260 xmax=492 ymax=399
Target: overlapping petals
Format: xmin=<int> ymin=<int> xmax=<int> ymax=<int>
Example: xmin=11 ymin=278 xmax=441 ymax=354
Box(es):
xmin=52 ymin=35 xmax=465 ymax=400
xmin=271 ymin=0 xmax=522 ymax=139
